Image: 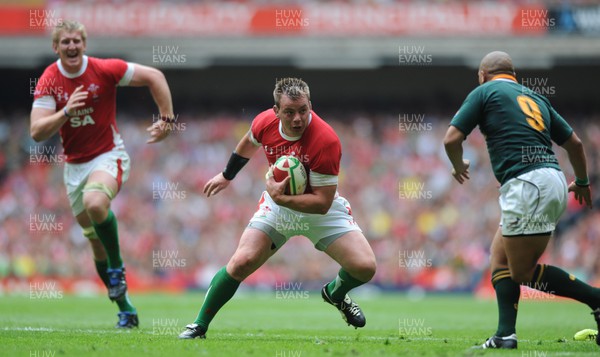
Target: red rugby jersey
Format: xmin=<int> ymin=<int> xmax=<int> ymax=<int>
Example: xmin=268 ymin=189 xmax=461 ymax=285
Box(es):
xmin=33 ymin=56 xmax=133 ymax=163
xmin=250 ymin=109 xmax=341 ymax=192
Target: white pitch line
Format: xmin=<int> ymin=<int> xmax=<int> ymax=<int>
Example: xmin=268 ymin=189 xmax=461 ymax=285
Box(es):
xmin=3 ymin=327 xmax=582 ymax=349
xmin=2 ymin=327 xmax=132 ymax=334
xmin=2 ymin=327 xmax=54 ymax=332
xmin=1 ymin=327 xmax=530 ymax=342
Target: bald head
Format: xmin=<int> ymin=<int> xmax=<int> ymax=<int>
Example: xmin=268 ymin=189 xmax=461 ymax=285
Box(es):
xmin=478 ymin=51 xmax=516 ymax=84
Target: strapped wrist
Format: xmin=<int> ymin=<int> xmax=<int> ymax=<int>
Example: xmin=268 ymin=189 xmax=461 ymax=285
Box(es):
xmin=63 ymin=107 xmax=71 ymax=118
xmin=575 ymin=177 xmax=590 ymax=187
xmin=223 ymin=152 xmax=249 ymax=180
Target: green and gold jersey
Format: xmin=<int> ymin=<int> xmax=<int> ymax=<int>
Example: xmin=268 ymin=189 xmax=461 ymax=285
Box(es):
xmin=450 ymin=74 xmax=573 ymax=185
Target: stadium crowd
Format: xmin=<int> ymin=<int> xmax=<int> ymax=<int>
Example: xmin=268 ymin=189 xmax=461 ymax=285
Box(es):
xmin=1 ymin=110 xmax=599 ymax=293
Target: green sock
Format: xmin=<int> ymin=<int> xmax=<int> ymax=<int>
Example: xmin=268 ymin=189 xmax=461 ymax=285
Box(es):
xmin=194 ymin=267 xmax=241 ymax=331
xmin=326 ymin=269 xmax=366 ymax=302
xmin=94 ymin=259 xmax=136 ymax=312
xmin=492 ymin=268 xmax=520 ymax=337
xmin=94 ymin=259 xmax=111 ymax=287
xmin=92 ymin=210 xmax=123 ymax=269
xmin=530 ymin=264 xmax=600 ymax=310
xmin=115 ymin=294 xmax=136 ymax=313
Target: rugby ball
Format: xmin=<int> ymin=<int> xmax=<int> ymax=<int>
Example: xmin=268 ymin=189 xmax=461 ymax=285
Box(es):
xmin=272 ymin=155 xmax=307 ymax=195
xmin=573 ymin=328 xmax=597 ymax=341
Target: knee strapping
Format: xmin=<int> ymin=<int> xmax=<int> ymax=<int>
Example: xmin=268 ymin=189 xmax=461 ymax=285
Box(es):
xmin=83 ymin=182 xmax=115 ymax=200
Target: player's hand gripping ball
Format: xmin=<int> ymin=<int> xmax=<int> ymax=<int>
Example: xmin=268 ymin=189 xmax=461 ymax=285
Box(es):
xmin=268 ymin=155 xmax=307 ymax=195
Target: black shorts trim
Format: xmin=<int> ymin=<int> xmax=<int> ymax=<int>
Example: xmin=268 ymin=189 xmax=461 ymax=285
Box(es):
xmin=503 ymin=231 xmax=552 ymax=238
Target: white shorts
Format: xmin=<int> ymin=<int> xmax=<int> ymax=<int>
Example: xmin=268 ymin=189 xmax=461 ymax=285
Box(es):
xmin=499 ymin=167 xmax=567 ymax=236
xmin=64 ymin=149 xmax=130 ymax=216
xmin=248 ymin=191 xmax=362 ymax=251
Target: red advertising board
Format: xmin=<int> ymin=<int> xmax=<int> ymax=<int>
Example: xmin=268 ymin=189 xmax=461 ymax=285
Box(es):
xmin=0 ymin=6 xmax=46 ymax=35
xmin=0 ymin=3 xmax=549 ymax=37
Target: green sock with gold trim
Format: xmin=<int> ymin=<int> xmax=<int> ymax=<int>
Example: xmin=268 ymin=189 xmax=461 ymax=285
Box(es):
xmin=492 ymin=268 xmax=520 ymax=337
xmin=530 ymin=264 xmax=600 ymax=310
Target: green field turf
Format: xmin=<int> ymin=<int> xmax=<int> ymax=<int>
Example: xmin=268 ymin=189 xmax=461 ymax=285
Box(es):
xmin=1 ymin=291 xmax=599 ymax=356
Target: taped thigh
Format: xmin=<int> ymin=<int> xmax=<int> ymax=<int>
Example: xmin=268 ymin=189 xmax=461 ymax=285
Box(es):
xmin=82 ymin=182 xmax=115 ymax=200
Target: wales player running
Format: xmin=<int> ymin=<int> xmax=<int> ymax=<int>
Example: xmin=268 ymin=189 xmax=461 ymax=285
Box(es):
xmin=30 ymin=20 xmax=174 ymax=328
xmin=178 ymin=78 xmax=376 ymax=339
xmin=444 ymin=51 xmax=597 ymax=349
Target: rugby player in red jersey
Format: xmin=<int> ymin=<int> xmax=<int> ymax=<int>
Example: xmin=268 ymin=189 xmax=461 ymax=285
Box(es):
xmin=30 ymin=20 xmax=174 ymax=328
xmin=179 ymin=77 xmax=376 ymax=339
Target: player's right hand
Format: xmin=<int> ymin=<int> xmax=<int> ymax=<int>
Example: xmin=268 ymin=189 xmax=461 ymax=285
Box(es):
xmin=146 ymin=119 xmax=170 ymax=144
xmin=451 ymin=159 xmax=470 ymax=184
xmin=265 ymin=165 xmax=290 ymax=203
xmin=203 ymin=172 xmax=231 ymax=198
xmin=568 ymin=181 xmax=592 ymax=208
xmin=64 ymin=85 xmax=88 ymax=117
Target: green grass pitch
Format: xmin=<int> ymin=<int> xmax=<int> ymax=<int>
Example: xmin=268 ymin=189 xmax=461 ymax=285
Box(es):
xmin=1 ymin=291 xmax=599 ymax=356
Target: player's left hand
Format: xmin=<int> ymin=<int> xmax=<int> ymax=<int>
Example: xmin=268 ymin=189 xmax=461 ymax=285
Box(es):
xmin=203 ymin=172 xmax=231 ymax=198
xmin=568 ymin=181 xmax=592 ymax=208
xmin=266 ymin=165 xmax=290 ymax=203
xmin=451 ymin=159 xmax=470 ymax=184
xmin=146 ymin=119 xmax=170 ymax=144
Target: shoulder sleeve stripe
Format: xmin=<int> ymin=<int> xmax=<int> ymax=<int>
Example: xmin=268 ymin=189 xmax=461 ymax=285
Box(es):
xmin=118 ymin=62 xmax=135 ymax=86
xmin=248 ymin=129 xmax=261 ymax=146
xmin=32 ymin=96 xmax=56 ymax=110
xmin=310 ymin=171 xmax=338 ymax=187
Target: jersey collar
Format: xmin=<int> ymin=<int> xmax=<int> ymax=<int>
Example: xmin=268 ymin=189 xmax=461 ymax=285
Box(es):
xmin=491 ymin=74 xmax=517 ymax=83
xmin=57 ymin=55 xmax=88 ymax=79
xmin=279 ymin=112 xmax=312 ymax=141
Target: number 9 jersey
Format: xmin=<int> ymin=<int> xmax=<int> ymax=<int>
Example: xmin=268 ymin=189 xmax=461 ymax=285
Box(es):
xmin=32 ymin=55 xmax=134 ymax=164
xmin=450 ymin=74 xmax=573 ymax=185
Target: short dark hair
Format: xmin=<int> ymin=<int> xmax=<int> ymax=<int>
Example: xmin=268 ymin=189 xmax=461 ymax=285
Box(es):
xmin=273 ymin=78 xmax=310 ymax=107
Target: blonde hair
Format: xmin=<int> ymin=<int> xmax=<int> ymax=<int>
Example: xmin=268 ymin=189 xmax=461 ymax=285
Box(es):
xmin=273 ymin=78 xmax=310 ymax=107
xmin=52 ymin=20 xmax=87 ymax=44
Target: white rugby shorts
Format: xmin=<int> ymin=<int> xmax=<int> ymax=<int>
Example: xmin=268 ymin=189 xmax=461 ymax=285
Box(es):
xmin=64 ymin=149 xmax=130 ymax=216
xmin=248 ymin=191 xmax=362 ymax=251
xmin=499 ymin=167 xmax=568 ymax=236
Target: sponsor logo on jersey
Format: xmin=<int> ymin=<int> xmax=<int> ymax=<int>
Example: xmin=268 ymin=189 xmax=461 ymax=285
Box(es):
xmin=68 ymin=107 xmax=96 ymax=127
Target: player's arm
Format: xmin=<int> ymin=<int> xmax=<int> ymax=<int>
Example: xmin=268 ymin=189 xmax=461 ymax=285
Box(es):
xmin=30 ymin=107 xmax=68 ymax=142
xmin=443 ymin=125 xmax=470 ymax=184
xmin=30 ymin=85 xmax=88 ymax=142
xmin=445 ymin=88 xmax=482 ymax=184
xmin=267 ymin=135 xmax=340 ymax=214
xmin=203 ymin=131 xmax=261 ymax=197
xmin=267 ymin=178 xmax=336 ymax=215
xmin=128 ymin=63 xmax=173 ymax=117
xmin=561 ymin=132 xmax=592 ymax=208
xmin=127 ymin=64 xmax=174 ymax=143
